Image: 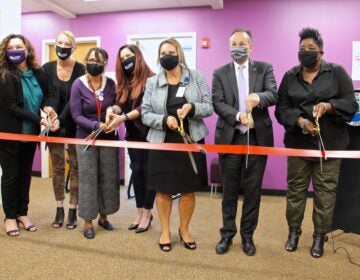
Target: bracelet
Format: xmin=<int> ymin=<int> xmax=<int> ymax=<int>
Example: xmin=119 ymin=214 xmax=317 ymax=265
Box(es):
xmin=124 ymin=114 xmax=129 ymax=121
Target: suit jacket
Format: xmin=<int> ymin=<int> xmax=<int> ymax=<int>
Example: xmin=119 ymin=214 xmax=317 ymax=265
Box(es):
xmin=142 ymin=67 xmax=213 ymax=143
xmin=212 ymin=60 xmax=277 ymax=147
xmin=0 ymin=68 xmax=58 ymax=154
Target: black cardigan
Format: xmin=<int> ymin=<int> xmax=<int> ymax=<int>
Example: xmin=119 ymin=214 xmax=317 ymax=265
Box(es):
xmin=0 ymin=68 xmax=58 ymax=154
xmin=42 ymin=61 xmax=85 ymax=137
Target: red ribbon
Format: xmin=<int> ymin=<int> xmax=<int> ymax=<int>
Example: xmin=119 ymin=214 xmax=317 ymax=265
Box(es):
xmin=0 ymin=132 xmax=359 ymax=158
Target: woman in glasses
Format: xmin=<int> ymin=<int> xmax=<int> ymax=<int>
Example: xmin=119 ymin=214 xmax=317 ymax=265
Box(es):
xmin=70 ymin=47 xmax=120 ymax=239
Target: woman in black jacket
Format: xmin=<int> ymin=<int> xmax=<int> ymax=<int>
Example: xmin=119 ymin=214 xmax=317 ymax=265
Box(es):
xmin=43 ymin=31 xmax=85 ymax=229
xmin=0 ymin=34 xmax=58 ymax=236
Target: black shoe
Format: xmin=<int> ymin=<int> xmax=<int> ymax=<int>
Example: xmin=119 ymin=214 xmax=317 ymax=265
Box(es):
xmin=159 ymin=242 xmax=172 ymax=252
xmin=215 ymin=237 xmax=233 ymax=254
xmin=313 ymin=232 xmax=328 ymax=242
xmin=98 ymin=220 xmax=114 ymax=230
xmin=242 ymin=238 xmax=256 ymax=256
xmin=128 ymin=223 xmax=139 ymax=230
xmin=52 ymin=207 xmax=64 ymax=228
xmin=84 ymin=227 xmax=95 ymax=239
xmin=179 ymin=229 xmax=197 ymax=250
xmin=285 ymin=227 xmax=302 ymax=252
xmin=135 ymin=215 xmax=153 ymax=234
xmin=66 ymin=208 xmax=77 ymax=230
xmin=310 ymin=232 xmax=325 ymax=258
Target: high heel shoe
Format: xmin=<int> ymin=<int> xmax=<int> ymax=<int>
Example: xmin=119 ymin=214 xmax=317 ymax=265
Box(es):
xmin=285 ymin=227 xmax=302 ymax=252
xmin=159 ymin=242 xmax=172 ymax=252
xmin=159 ymin=232 xmax=172 ymax=252
xmin=179 ymin=229 xmax=197 ymax=250
xmin=310 ymin=232 xmax=325 ymax=258
xmin=66 ymin=208 xmax=77 ymax=230
xmin=4 ymin=218 xmax=20 ymax=237
xmin=135 ymin=214 xmax=153 ymax=233
xmin=52 ymin=207 xmax=64 ymax=228
xmin=17 ymin=216 xmax=37 ymax=232
xmin=128 ymin=223 xmax=139 ymax=230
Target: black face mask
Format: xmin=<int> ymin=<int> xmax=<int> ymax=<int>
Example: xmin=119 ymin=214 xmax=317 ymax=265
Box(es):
xmin=298 ymin=50 xmax=320 ymax=68
xmin=86 ymin=63 xmax=104 ymax=76
xmin=122 ymin=56 xmax=136 ymax=74
xmin=56 ymin=45 xmax=72 ymax=60
xmin=160 ymin=54 xmax=179 ymax=71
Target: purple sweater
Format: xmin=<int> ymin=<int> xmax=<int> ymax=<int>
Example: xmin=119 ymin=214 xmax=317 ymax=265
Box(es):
xmin=70 ymin=75 xmax=118 ymax=140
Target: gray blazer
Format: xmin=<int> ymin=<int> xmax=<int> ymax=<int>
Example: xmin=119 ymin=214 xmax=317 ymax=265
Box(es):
xmin=142 ymin=67 xmax=213 ymax=143
xmin=212 ymin=60 xmax=277 ymax=146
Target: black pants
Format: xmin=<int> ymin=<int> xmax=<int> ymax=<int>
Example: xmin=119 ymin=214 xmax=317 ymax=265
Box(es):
xmin=128 ymin=148 xmax=155 ymax=209
xmin=0 ymin=142 xmax=37 ymax=219
xmin=219 ymin=130 xmax=267 ymax=239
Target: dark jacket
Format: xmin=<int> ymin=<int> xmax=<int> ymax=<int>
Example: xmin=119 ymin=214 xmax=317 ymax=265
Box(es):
xmin=0 ymin=68 xmax=58 ymax=154
xmin=275 ymin=60 xmax=358 ymax=150
xmin=42 ymin=61 xmax=85 ymax=137
xmin=212 ymin=60 xmax=278 ymax=146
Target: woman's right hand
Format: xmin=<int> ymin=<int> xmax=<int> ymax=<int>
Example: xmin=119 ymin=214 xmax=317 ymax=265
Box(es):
xmin=166 ymin=116 xmax=178 ymax=130
xmin=104 ymin=114 xmax=125 ymax=133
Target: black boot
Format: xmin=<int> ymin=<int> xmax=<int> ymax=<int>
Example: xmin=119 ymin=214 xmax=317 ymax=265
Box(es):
xmin=66 ymin=208 xmax=77 ymax=230
xmin=52 ymin=207 xmax=64 ymax=228
xmin=311 ymin=232 xmax=325 ymax=258
xmin=285 ymin=227 xmax=302 ymax=252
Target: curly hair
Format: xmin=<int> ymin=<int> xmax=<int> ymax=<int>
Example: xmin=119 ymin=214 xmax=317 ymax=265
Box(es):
xmin=0 ymin=34 xmax=39 ymax=82
xmin=115 ymin=44 xmax=154 ymax=105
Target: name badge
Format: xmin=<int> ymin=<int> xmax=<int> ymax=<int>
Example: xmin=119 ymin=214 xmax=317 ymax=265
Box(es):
xmin=176 ymin=86 xmax=186 ymax=98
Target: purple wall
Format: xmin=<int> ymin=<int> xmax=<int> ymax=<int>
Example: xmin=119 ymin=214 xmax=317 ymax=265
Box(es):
xmin=23 ymin=0 xmax=360 ymax=189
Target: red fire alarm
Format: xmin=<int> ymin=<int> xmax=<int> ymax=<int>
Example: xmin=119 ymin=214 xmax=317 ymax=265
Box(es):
xmin=201 ymin=37 xmax=210 ymax=49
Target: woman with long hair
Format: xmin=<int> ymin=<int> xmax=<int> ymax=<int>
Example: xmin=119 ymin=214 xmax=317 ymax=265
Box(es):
xmin=106 ymin=44 xmax=155 ymax=233
xmin=0 ymin=34 xmax=58 ymax=236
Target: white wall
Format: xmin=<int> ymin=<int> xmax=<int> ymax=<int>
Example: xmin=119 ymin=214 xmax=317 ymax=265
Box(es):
xmin=0 ymin=0 xmax=21 ymax=40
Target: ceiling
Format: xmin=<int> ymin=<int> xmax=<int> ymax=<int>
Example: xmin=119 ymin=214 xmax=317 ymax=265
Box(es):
xmin=21 ymin=0 xmax=224 ymax=19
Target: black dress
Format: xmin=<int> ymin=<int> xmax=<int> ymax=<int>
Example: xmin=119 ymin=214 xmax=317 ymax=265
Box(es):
xmin=147 ymin=84 xmax=208 ymax=193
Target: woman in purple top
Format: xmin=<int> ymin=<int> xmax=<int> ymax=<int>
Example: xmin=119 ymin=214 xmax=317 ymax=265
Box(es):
xmin=70 ymin=47 xmax=120 ymax=239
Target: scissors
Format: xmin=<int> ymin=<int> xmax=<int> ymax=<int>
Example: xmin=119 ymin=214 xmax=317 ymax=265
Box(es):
xmin=83 ymin=125 xmax=106 ymax=152
xmin=39 ymin=116 xmax=52 ymax=150
xmin=176 ymin=117 xmax=206 ymax=174
xmin=313 ymin=115 xmax=327 ymax=173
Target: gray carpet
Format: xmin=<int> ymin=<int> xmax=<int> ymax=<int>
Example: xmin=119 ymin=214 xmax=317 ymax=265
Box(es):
xmin=0 ymin=177 xmax=359 ymax=279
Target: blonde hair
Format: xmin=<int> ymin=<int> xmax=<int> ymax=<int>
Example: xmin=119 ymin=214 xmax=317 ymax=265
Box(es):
xmin=157 ymin=37 xmax=187 ymax=67
xmin=56 ymin=30 xmax=76 ymax=47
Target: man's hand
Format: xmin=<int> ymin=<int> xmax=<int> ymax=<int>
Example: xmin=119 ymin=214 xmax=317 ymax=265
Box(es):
xmin=245 ymin=93 xmax=260 ymax=112
xmin=239 ymin=112 xmax=252 ymax=127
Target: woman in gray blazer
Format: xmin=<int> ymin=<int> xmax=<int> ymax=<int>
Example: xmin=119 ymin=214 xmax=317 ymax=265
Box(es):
xmin=142 ymin=38 xmax=213 ymax=252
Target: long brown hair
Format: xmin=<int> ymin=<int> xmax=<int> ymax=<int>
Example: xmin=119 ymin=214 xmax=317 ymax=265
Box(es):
xmin=0 ymin=34 xmax=39 ymax=81
xmin=115 ymin=44 xmax=154 ymax=105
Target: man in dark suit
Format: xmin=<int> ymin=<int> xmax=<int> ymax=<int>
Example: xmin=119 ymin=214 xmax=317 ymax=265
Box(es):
xmin=212 ymin=28 xmax=277 ymax=256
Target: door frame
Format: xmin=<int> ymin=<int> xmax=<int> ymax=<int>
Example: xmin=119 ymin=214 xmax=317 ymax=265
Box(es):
xmin=40 ymin=36 xmax=101 ymax=178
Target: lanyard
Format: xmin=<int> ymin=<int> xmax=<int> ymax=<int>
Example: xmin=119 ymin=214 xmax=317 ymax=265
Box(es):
xmin=87 ymin=75 xmax=103 ymax=122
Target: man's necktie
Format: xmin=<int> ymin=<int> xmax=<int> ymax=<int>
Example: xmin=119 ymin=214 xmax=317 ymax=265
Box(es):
xmin=237 ymin=65 xmax=248 ymax=133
